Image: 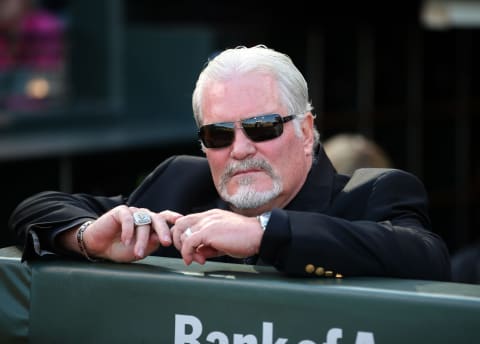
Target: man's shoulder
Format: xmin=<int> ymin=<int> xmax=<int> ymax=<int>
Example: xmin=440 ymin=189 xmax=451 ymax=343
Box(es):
xmin=161 ymin=154 xmax=209 ymax=168
xmin=333 ymin=168 xmax=427 ymax=208
xmin=342 ymin=167 xmax=419 ymax=192
xmin=331 ymin=167 xmax=429 ymax=221
xmin=146 ymin=154 xmax=211 ymax=186
xmin=128 ymin=155 xmax=216 ymax=208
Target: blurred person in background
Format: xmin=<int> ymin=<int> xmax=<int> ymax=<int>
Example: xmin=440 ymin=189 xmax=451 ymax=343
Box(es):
xmin=0 ymin=0 xmax=66 ymax=112
xmin=323 ymin=133 xmax=392 ymax=176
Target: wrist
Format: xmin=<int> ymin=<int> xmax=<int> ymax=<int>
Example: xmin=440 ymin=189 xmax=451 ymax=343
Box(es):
xmin=76 ymin=220 xmax=101 ymax=262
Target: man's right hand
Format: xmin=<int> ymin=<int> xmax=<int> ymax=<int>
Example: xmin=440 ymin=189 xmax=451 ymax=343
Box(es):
xmin=58 ymin=206 xmax=183 ymax=262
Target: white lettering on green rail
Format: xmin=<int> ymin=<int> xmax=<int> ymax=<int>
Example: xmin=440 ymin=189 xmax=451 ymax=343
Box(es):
xmin=174 ymin=314 xmax=375 ymax=344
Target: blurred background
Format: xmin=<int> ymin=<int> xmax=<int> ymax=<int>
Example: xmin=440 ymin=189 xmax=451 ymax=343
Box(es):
xmin=0 ymin=0 xmax=478 ymax=261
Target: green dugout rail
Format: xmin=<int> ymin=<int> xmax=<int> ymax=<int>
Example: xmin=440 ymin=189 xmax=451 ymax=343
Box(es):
xmin=1 ymin=246 xmax=479 ymax=344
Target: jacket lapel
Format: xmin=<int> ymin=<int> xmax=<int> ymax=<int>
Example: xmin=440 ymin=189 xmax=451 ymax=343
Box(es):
xmin=284 ymin=147 xmax=337 ymax=213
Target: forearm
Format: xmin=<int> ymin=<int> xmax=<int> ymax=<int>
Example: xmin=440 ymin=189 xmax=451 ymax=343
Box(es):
xmin=56 ymin=221 xmax=104 ymax=262
xmin=260 ymin=210 xmax=450 ymax=280
xmin=8 ymin=191 xmax=124 ymax=259
xmin=57 ymin=226 xmax=81 ymax=255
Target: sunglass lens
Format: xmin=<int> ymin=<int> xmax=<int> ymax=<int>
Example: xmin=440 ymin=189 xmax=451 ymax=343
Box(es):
xmin=242 ymin=115 xmax=283 ymax=142
xmin=199 ymin=123 xmax=235 ymax=148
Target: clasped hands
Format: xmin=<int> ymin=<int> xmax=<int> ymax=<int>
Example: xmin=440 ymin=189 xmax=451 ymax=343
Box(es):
xmin=75 ymin=206 xmax=264 ymax=265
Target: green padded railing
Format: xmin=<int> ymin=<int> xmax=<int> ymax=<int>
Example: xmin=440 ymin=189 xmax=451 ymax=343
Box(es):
xmin=1 ymin=246 xmax=479 ymax=343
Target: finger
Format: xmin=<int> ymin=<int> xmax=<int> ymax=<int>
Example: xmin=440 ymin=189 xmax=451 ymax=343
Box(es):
xmin=158 ymin=210 xmax=184 ymax=224
xmin=156 ymin=210 xmax=184 ymax=246
xmin=181 ymin=232 xmax=203 ymax=265
xmin=192 ymin=251 xmax=206 ymax=265
xmin=118 ymin=206 xmax=135 ymax=246
xmin=196 ymin=245 xmax=220 ymax=259
xmin=181 ymin=227 xmax=193 ymax=242
xmin=134 ymin=224 xmax=150 ymax=258
xmin=143 ymin=232 xmax=160 ymax=255
xmin=133 ymin=208 xmax=153 ymax=258
xmin=150 ymin=214 xmax=172 ymax=246
xmin=172 ymin=225 xmax=195 ymax=251
xmin=170 ymin=223 xmax=185 ymax=251
xmin=190 ymin=245 xmax=224 ymax=265
xmin=171 ymin=215 xmax=197 ymax=250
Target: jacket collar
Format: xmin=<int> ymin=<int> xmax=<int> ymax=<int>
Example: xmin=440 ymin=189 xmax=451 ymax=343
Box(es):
xmin=284 ymin=146 xmax=336 ymax=213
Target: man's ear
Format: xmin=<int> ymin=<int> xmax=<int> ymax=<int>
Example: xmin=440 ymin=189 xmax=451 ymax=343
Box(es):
xmin=301 ymin=112 xmax=315 ymax=155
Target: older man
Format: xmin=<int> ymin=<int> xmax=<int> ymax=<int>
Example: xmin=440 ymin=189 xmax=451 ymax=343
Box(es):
xmin=9 ymin=45 xmax=451 ymax=280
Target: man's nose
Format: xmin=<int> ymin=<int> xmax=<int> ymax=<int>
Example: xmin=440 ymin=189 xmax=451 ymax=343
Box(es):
xmin=230 ymin=127 xmax=256 ymax=159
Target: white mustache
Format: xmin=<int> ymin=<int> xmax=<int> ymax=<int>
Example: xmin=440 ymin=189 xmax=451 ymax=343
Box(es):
xmin=221 ymin=159 xmax=274 ymax=181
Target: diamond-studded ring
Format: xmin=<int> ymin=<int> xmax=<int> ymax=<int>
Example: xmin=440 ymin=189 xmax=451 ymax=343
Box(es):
xmin=133 ymin=211 xmax=152 ymax=226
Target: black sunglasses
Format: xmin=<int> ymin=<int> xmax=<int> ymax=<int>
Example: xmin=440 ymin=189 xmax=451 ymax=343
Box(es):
xmin=198 ymin=114 xmax=297 ymax=149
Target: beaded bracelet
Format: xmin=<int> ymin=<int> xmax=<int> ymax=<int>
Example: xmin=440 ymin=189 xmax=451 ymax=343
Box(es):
xmin=76 ymin=220 xmax=100 ymax=262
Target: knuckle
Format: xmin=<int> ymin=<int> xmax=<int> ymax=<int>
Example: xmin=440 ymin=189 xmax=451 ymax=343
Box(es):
xmin=114 ymin=204 xmax=128 ymax=213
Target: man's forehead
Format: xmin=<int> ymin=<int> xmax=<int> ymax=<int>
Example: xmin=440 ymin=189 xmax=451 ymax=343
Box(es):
xmin=202 ymin=75 xmax=283 ymax=123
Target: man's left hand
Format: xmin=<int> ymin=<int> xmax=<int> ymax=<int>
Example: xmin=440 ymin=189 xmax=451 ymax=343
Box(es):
xmin=170 ymin=209 xmax=264 ymax=265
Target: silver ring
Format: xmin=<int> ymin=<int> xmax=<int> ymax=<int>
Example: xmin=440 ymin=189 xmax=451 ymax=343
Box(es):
xmin=133 ymin=211 xmax=152 ymax=226
xmin=184 ymin=227 xmax=193 ymax=238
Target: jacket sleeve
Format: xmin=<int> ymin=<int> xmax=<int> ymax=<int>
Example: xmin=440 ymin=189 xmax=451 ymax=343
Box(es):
xmin=8 ymin=156 xmax=185 ymax=260
xmin=258 ymin=169 xmax=451 ymax=281
xmin=8 ymin=191 xmax=125 ymax=260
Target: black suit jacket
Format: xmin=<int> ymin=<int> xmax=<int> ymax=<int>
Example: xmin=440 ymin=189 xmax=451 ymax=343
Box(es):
xmin=9 ymin=149 xmax=451 ymax=280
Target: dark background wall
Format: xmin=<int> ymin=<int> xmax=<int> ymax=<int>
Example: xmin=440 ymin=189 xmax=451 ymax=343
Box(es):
xmin=1 ymin=0 xmax=478 ymax=258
